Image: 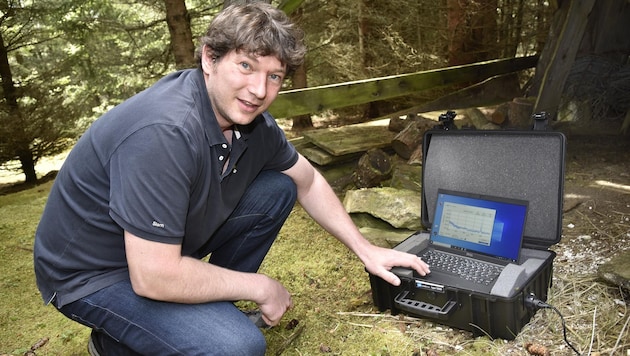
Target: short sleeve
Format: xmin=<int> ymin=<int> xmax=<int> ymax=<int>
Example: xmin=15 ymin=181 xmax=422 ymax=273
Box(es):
xmin=259 ymin=112 xmax=299 ymax=171
xmin=109 ymin=124 xmax=196 ymax=243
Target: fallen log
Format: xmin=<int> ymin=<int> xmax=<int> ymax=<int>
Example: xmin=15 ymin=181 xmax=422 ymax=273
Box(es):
xmin=388 ymin=114 xmax=433 ymax=132
xmin=352 ymin=149 xmax=392 ymax=188
xmin=391 ymin=118 xmax=437 ymax=159
xmin=407 ymin=145 xmax=424 ymax=166
xmin=509 ymin=97 xmax=535 ymax=128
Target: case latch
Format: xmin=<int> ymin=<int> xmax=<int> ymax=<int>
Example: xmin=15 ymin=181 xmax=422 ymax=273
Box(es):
xmin=437 ymin=110 xmax=457 ymax=131
xmin=531 ymin=111 xmax=550 ymax=131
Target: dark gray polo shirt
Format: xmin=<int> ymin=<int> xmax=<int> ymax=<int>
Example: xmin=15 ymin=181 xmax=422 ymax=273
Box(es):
xmin=33 ymin=69 xmax=298 ymax=307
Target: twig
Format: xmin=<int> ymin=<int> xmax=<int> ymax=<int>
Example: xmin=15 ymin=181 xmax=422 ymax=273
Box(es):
xmin=576 ymin=210 xmax=614 ymax=239
xmin=347 ymin=322 xmax=375 ymax=328
xmin=274 ymin=324 xmax=305 ymax=356
xmin=611 ymin=315 xmax=630 ymax=355
xmin=587 ymin=306 xmax=596 ymax=356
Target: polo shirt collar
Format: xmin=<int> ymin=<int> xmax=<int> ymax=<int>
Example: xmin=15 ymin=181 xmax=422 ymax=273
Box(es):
xmin=193 ymin=68 xmax=253 ymax=146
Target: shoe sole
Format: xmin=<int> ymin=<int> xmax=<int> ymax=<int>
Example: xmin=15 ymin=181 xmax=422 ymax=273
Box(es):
xmin=88 ymin=334 xmax=101 ymax=356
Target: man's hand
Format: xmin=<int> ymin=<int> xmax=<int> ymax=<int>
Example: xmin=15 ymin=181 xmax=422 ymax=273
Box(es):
xmin=256 ymin=276 xmax=293 ymax=326
xmin=362 ymin=244 xmax=430 ymax=286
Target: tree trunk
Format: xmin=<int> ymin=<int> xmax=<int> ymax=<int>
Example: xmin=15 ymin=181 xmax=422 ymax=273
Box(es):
xmin=18 ymin=147 xmax=37 ymax=183
xmin=447 ymin=0 xmax=468 ymax=66
xmin=290 ymin=69 xmax=313 ymax=129
xmin=447 ymin=0 xmax=498 ymax=66
xmin=289 ymin=7 xmax=313 ymax=130
xmin=164 ymin=0 xmax=195 ymax=69
xmin=533 ymin=0 xmax=597 ymax=117
xmin=503 ymin=0 xmax=525 ymax=57
xmin=0 ymin=30 xmax=34 ymax=183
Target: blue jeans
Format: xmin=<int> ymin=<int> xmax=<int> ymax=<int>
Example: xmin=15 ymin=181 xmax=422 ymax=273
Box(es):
xmin=57 ymin=171 xmax=297 ymax=355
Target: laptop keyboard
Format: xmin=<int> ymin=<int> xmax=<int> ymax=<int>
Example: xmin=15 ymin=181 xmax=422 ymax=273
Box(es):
xmin=421 ymin=249 xmax=503 ymax=285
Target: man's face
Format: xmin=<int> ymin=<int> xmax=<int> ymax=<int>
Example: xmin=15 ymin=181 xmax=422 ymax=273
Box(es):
xmin=202 ymin=47 xmax=286 ymax=130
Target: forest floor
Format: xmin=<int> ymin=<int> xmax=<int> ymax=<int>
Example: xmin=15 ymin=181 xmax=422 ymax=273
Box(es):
xmin=0 ymin=125 xmax=628 ymax=355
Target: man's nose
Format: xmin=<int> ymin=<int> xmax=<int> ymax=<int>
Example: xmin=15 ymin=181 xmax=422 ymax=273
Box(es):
xmin=248 ymin=73 xmax=267 ymax=99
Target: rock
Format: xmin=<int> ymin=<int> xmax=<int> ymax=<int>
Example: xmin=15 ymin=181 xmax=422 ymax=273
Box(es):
xmin=597 ymin=250 xmax=630 ymax=292
xmin=343 ymin=187 xmax=422 ymax=230
xmin=389 ymin=158 xmax=423 ymax=192
xmin=359 ymin=227 xmax=417 ymax=248
xmin=480 ymin=122 xmax=502 ymax=130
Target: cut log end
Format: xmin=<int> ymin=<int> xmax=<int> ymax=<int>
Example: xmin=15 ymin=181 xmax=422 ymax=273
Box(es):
xmin=352 ymin=149 xmax=392 ymax=188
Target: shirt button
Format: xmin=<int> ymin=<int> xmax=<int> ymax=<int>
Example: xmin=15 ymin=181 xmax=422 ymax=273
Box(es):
xmin=222 ymin=143 xmax=228 ymax=149
xmin=232 ymin=168 xmax=237 ymax=173
xmin=219 ymin=155 xmax=225 ymax=161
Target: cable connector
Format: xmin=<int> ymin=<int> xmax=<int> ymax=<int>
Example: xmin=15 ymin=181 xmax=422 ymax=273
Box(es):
xmin=524 ymin=293 xmax=581 ymax=355
xmin=524 ymin=293 xmax=551 ymax=311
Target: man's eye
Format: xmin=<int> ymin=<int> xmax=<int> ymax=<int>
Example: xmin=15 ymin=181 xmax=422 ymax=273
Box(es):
xmin=270 ymin=74 xmax=281 ymax=81
xmin=240 ymin=62 xmax=250 ymax=70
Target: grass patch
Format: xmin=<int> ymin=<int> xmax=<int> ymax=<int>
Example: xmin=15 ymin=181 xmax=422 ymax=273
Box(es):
xmin=0 ymin=181 xmax=90 ymax=355
xmin=1 ymin=180 xmax=629 ymax=355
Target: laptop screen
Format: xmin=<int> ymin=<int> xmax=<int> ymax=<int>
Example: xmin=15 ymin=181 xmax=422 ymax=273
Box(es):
xmin=430 ymin=189 xmax=528 ymax=262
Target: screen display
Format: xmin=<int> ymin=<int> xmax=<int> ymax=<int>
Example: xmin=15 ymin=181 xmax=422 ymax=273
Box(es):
xmin=431 ymin=190 xmax=528 ymax=262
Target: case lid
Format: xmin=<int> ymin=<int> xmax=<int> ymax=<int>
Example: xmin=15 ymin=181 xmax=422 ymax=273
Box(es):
xmin=421 ymin=129 xmax=566 ymax=249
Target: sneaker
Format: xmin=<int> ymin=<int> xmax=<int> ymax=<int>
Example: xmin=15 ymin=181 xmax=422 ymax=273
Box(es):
xmin=87 ymin=330 xmax=103 ymax=356
xmin=243 ymin=310 xmax=272 ymax=329
xmin=87 ymin=330 xmax=140 ymax=356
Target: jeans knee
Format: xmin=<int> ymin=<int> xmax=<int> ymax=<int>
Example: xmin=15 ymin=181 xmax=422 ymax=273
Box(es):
xmin=260 ymin=170 xmax=297 ymax=204
xmin=203 ymin=326 xmax=266 ymax=356
xmin=232 ymin=330 xmax=267 ymax=356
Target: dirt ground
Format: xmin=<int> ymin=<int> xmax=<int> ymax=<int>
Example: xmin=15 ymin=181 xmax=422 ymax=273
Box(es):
xmin=556 ymin=133 xmax=630 ymax=277
xmin=0 ymin=124 xmax=628 ymax=355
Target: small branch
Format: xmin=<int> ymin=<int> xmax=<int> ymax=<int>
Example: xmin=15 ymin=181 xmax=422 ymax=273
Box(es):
xmin=587 ymin=306 xmax=596 ymax=356
xmin=611 ymin=314 xmax=630 ymax=355
xmin=274 ymin=325 xmax=305 ymax=356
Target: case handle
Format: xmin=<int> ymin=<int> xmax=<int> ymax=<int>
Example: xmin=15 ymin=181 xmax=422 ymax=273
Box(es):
xmin=394 ymin=290 xmax=457 ymax=320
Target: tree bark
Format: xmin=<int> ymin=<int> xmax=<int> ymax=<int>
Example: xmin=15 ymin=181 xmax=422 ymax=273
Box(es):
xmin=0 ymin=30 xmax=36 ymax=183
xmin=509 ymin=97 xmax=535 ymax=128
xmin=407 ymin=145 xmax=424 ymax=166
xmin=288 ymin=7 xmax=313 ymax=130
xmin=18 ymin=148 xmax=37 ymax=184
xmin=447 ymin=0 xmax=497 ymax=66
xmin=164 ymin=0 xmax=195 ymax=69
xmin=391 ymin=118 xmax=436 ymax=160
xmin=290 ymin=63 xmax=313 ymax=130
xmin=532 ymin=0 xmax=596 ymax=117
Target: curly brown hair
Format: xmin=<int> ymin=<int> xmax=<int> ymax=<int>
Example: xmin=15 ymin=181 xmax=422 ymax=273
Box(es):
xmin=196 ymin=2 xmax=306 ymax=76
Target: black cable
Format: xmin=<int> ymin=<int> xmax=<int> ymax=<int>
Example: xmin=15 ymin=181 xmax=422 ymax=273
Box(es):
xmin=525 ymin=294 xmax=581 ymax=355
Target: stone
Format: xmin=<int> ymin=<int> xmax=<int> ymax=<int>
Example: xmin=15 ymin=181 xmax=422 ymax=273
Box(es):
xmin=358 ymin=227 xmax=416 ymax=248
xmin=597 ymin=250 xmax=630 ymax=292
xmin=343 ymin=187 xmax=421 ymax=230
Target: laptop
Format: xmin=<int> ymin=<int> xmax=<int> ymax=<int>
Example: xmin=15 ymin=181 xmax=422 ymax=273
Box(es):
xmin=404 ymin=189 xmax=528 ymax=294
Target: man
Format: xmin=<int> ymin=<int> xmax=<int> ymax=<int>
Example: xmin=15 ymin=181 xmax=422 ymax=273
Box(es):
xmin=33 ymin=3 xmax=429 ymax=355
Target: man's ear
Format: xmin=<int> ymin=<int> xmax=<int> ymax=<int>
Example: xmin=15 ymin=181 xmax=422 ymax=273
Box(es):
xmin=201 ymin=45 xmax=215 ymax=72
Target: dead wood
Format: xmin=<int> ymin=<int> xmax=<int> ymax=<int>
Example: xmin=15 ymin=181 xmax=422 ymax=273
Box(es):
xmin=388 ymin=114 xmax=433 ymax=132
xmin=462 ymin=107 xmax=490 ymax=129
xmin=391 ymin=118 xmax=437 ymax=159
xmin=352 ymin=149 xmax=392 ymax=188
xmin=509 ymin=97 xmax=535 ymax=128
xmin=490 ymin=103 xmax=509 ymax=125
xmin=407 ymin=145 xmax=424 ymax=166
